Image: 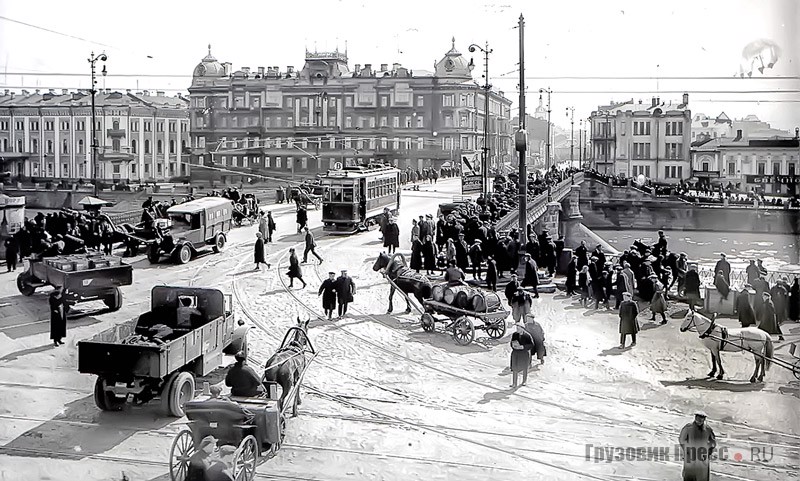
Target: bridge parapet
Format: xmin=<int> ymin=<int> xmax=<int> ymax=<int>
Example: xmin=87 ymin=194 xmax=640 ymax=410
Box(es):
xmin=497 ymin=172 xmax=584 ymax=232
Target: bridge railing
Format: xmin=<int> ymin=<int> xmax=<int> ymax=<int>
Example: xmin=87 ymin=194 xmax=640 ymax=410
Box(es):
xmin=495 ymin=175 xmax=579 ymax=231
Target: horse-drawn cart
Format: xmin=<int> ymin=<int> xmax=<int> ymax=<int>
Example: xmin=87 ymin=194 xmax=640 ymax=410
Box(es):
xmin=421 ymin=298 xmax=508 ymax=346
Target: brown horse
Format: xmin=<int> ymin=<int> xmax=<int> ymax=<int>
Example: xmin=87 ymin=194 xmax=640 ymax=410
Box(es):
xmin=372 ymin=252 xmax=433 ymax=314
xmin=262 ymin=318 xmax=310 ymax=416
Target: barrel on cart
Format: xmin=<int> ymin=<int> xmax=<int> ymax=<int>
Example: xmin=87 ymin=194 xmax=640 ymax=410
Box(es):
xmin=16 ymin=254 xmax=133 ymax=311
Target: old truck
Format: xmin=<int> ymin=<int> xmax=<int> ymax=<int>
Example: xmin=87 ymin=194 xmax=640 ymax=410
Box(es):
xmin=77 ymin=286 xmax=249 ymax=417
xmin=147 ymin=197 xmax=234 ymax=264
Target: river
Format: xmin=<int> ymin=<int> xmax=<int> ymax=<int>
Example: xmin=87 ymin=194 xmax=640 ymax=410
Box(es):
xmin=595 ymin=228 xmax=800 ymax=275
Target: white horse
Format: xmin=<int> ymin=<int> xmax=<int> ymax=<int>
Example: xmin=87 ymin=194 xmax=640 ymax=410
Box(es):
xmin=680 ymin=311 xmax=773 ymax=383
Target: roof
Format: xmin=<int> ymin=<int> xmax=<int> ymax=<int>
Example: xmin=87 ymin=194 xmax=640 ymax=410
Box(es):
xmin=0 ymin=90 xmax=188 ymax=110
xmin=166 ymin=197 xmax=233 ymax=214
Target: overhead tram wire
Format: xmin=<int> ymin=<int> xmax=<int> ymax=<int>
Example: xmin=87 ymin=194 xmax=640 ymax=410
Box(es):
xmin=0 ymin=16 xmax=116 ymax=48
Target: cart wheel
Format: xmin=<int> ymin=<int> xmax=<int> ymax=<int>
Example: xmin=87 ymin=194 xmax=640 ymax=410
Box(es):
xmin=212 ymin=233 xmax=226 ymax=253
xmin=169 ymin=428 xmax=194 ymax=481
xmin=177 ymin=245 xmax=192 ymax=265
xmin=233 ymin=435 xmax=259 ymax=481
xmin=147 ymin=245 xmax=160 ymax=264
xmin=793 ymin=359 xmax=800 ymax=381
xmin=93 ymin=377 xmax=125 ymax=412
xmin=420 ymin=313 xmax=435 ymax=332
xmin=484 ymin=319 xmax=507 ymax=339
xmin=168 ymin=372 xmax=195 ymax=417
xmin=16 ymin=273 xmax=35 ymax=296
xmin=452 ymin=317 xmax=475 ymax=346
xmin=103 ymin=287 xmax=123 ymax=311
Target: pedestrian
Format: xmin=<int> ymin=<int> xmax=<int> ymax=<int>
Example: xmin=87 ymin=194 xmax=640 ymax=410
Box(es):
xmin=4 ymin=236 xmax=19 ymax=272
xmin=578 ymin=265 xmax=590 ymax=307
xmin=789 ymin=277 xmax=800 ymax=322
xmin=422 ymin=235 xmax=437 ymax=275
xmin=524 ymin=314 xmax=547 ymax=365
xmin=334 ymin=269 xmax=356 ymax=318
xmin=286 ymin=248 xmax=306 ymax=288
xmin=618 ymin=292 xmax=639 ymax=348
xmin=296 ymin=205 xmax=308 ymax=233
xmin=736 ymin=286 xmax=757 ymax=327
xmin=410 ymin=219 xmax=420 ymax=243
xmin=504 ymin=273 xmax=521 ymax=304
xmin=592 ymin=271 xmax=608 ymax=309
xmin=258 ymin=212 xmax=268 ymax=239
xmin=685 ymin=266 xmax=702 ymax=312
xmin=49 ymin=286 xmax=67 ymax=346
xmin=745 ymin=260 xmax=760 ymax=285
xmin=510 ymin=288 xmax=532 ymax=323
xmin=253 ymin=232 xmax=271 ymax=270
xmin=468 ymin=240 xmax=483 ymax=280
xmin=757 ymin=292 xmax=784 ymax=340
xmin=521 ymin=253 xmax=540 ymax=298
xmin=485 ymin=255 xmax=498 ymax=292
xmin=509 ymin=322 xmax=533 ymax=388
xmin=713 ymin=253 xmax=731 ymax=286
xmin=678 ymin=411 xmax=717 ymax=481
xmin=266 ymin=211 xmax=276 ymax=243
xmin=378 ymin=207 xmax=391 ymax=241
xmin=713 ymin=270 xmax=730 ymax=300
xmin=302 ymin=227 xmax=323 ymax=264
xmin=455 ymin=233 xmax=469 ymax=271
xmin=410 ymin=236 xmax=423 ymax=273
xmin=318 ymin=271 xmax=337 ymax=319
xmin=649 ymin=275 xmax=668 ymax=324
xmin=565 ymin=255 xmax=577 ymax=296
xmin=444 ymin=260 xmax=466 ymax=286
xmin=383 ymin=217 xmax=400 ymax=255
xmin=770 ymin=278 xmax=789 ymax=327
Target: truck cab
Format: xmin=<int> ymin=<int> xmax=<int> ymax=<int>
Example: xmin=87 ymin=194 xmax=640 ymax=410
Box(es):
xmin=150 ymin=197 xmax=234 ymax=264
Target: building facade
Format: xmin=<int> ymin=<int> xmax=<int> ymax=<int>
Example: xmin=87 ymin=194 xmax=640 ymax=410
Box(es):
xmin=187 ymin=41 xmax=513 ymax=181
xmin=590 ymin=95 xmax=692 ymax=183
xmin=0 ymin=89 xmax=189 ymax=183
xmin=691 ymin=132 xmax=799 ymax=195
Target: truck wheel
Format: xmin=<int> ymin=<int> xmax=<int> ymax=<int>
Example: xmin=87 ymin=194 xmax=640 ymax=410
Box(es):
xmin=147 ymin=245 xmax=160 ymax=264
xmin=160 ymin=373 xmax=178 ymax=416
xmin=16 ymin=273 xmax=35 ymax=296
xmin=177 ymin=245 xmax=192 ymax=265
xmin=103 ymin=288 xmax=123 ymax=311
xmin=212 ymin=233 xmax=226 ymax=253
xmin=93 ymin=377 xmax=125 ymax=412
xmin=168 ymin=372 xmax=195 ymax=417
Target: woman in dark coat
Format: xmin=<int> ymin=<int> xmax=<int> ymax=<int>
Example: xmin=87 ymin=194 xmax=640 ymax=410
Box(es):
xmin=684 ymin=267 xmax=702 ymax=311
xmin=578 ymin=266 xmax=590 ymax=306
xmin=49 ymin=287 xmax=66 ymax=346
xmin=296 ymin=206 xmax=308 ymax=233
xmin=485 ymin=256 xmax=498 ymax=292
xmin=618 ymin=292 xmax=639 ymax=348
xmin=649 ymin=277 xmax=668 ymax=324
xmin=770 ymin=281 xmax=789 ymax=326
xmin=383 ymin=219 xmax=400 ymax=254
xmin=714 ymin=271 xmax=730 ymax=299
xmin=254 ymin=232 xmax=269 ymax=270
xmin=421 ymin=235 xmax=437 ymax=275
xmin=736 ymin=288 xmax=756 ymax=327
xmin=410 ymin=238 xmax=423 ymax=272
xmin=4 ymin=236 xmax=19 ymax=272
xmin=789 ymin=278 xmax=800 ymax=322
xmin=509 ymin=323 xmax=533 ymax=388
xmin=318 ymin=272 xmax=337 ymax=319
xmin=565 ymin=255 xmax=578 ymax=296
xmin=757 ymin=292 xmax=782 ymax=339
xmin=286 ymin=248 xmax=306 ymax=288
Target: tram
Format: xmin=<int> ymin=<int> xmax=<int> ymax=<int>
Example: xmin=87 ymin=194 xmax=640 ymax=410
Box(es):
xmin=320 ymin=164 xmax=401 ymax=234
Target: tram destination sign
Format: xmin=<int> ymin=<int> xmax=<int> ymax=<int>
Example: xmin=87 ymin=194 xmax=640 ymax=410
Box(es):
xmin=462 ymin=174 xmax=483 ymax=195
xmin=745 ymin=174 xmax=800 ymax=185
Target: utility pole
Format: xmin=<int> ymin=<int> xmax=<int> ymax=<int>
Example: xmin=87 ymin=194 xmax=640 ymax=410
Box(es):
xmin=89 ymin=52 xmax=107 ymax=197
xmin=578 ymin=119 xmax=583 ymax=168
xmin=469 ymin=42 xmax=492 ymax=198
xmin=539 ymin=88 xmax=552 ymax=171
xmin=516 ymin=14 xmax=527 ymax=256
xmin=566 ymin=106 xmax=575 ymax=169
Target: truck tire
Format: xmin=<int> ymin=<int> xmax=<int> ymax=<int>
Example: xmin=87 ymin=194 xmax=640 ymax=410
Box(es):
xmin=103 ymin=287 xmax=123 ymax=311
xmin=176 ymin=244 xmax=192 ymax=265
xmin=16 ymin=273 xmax=35 ymax=296
xmin=147 ymin=245 xmax=160 ymax=264
xmin=160 ymin=372 xmax=178 ymax=417
xmin=212 ymin=233 xmax=226 ymax=253
xmin=93 ymin=377 xmax=125 ymax=412
xmin=168 ymin=372 xmax=195 ymax=417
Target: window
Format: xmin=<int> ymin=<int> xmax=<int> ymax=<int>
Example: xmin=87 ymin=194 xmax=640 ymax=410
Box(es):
xmin=157 ymin=121 xmax=164 ymax=132
xmin=60 ymin=121 xmax=69 ymax=131
xmin=1 ymin=139 xmax=7 ymax=151
xmin=276 ymin=156 xmax=282 ymax=168
xmin=157 ymin=163 xmax=162 ymax=175
xmin=44 ymin=121 xmax=54 ymax=131
xmin=380 ymin=96 xmax=388 ymax=107
xmin=757 ymin=162 xmax=766 ymax=175
xmin=157 ymin=140 xmax=163 ymax=154
xmin=728 ymin=161 xmax=735 ymax=175
xmin=444 ymin=114 xmax=453 ymax=127
xmin=131 ymin=139 xmax=138 ymax=153
xmin=131 ymin=164 xmax=137 ymax=174
xmin=633 ymin=121 xmax=651 ymax=136
xmin=442 ymin=95 xmax=454 ymax=107
xmin=113 ymin=120 xmax=120 ymax=130
xmin=344 ymin=96 xmax=353 ymax=107
xmin=131 ymin=121 xmax=139 ymax=132
xmin=31 ymin=139 xmax=38 ymax=153
xmin=46 ymin=140 xmax=54 ymax=154
xmin=301 ymin=157 xmax=307 ymax=169
xmin=144 ymin=121 xmax=152 ymax=132
xmin=417 ymin=137 xmax=424 ymax=149
xmin=380 ymin=116 xmax=388 ymax=127
xmin=773 ymin=163 xmax=781 ymax=175
xmin=666 ymin=121 xmax=683 ymax=136
xmin=416 ymin=96 xmax=424 ymax=107
xmin=181 ymin=140 xmax=187 ymax=152
xmin=789 ymin=163 xmax=796 ymax=175
xmin=665 ymin=143 xmax=682 ymax=159
xmin=633 ymin=142 xmax=650 ymax=159
xmin=15 ymin=121 xmax=23 ymax=130
xmin=416 ymin=116 xmax=424 ymax=128
xmin=16 ymin=139 xmax=23 ymax=152
xmin=404 ymin=116 xmax=411 ymax=128
xmin=169 ymin=121 xmax=176 ymax=132
xmin=62 ymin=139 xmax=68 ymax=154
xmin=393 ymin=116 xmax=399 ymax=128
xmin=30 ymin=120 xmax=39 ymax=131
xmin=169 ymin=140 xmax=176 ymax=154
xmin=405 ymin=137 xmax=412 ymax=150
xmin=77 ymin=120 xmax=85 ymax=131
xmin=145 ymin=139 xmax=151 ymax=154
xmin=345 ymin=117 xmax=352 ymax=128
xmin=701 ymin=162 xmax=710 ymax=172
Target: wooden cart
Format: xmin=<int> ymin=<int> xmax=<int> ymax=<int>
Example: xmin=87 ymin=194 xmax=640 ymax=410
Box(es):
xmin=421 ymin=298 xmax=509 ymax=346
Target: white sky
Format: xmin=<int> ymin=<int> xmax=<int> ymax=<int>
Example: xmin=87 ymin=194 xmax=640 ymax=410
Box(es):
xmin=1 ymin=0 xmax=798 ymax=131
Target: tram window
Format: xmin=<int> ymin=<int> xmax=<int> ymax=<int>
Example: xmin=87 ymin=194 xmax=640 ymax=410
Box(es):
xmin=342 ymin=187 xmax=354 ymax=202
xmin=333 ymin=187 xmax=343 ymax=202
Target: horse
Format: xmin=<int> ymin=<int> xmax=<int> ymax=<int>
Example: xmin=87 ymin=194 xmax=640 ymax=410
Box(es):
xmin=680 ymin=311 xmax=773 ymax=383
xmin=263 ymin=318 xmax=310 ymax=417
xmin=372 ymin=252 xmax=433 ymax=314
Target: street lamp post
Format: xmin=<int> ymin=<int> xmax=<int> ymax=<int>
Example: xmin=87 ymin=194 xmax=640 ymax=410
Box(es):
xmin=565 ymin=106 xmax=575 ymax=169
xmin=578 ymin=119 xmax=583 ymax=169
xmin=539 ymin=88 xmax=552 ymax=171
xmin=469 ymin=42 xmax=493 ymax=198
xmin=89 ymin=52 xmax=107 ymax=197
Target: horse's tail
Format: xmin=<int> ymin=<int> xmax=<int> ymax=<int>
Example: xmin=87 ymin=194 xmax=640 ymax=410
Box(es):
xmin=764 ymin=335 xmax=773 ymax=371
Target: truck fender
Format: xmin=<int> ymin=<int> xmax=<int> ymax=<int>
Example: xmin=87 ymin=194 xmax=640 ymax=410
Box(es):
xmin=225 ymin=324 xmax=250 ymax=355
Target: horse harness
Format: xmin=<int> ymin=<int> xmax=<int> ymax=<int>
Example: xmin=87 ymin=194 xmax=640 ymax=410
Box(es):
xmin=698 ymin=317 xmax=729 ymax=350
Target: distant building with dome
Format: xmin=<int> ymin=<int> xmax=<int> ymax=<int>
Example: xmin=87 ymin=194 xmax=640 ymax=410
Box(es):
xmin=187 ymin=40 xmax=513 ymax=181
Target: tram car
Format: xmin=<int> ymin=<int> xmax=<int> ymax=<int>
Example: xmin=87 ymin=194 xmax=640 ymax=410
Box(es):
xmin=320 ymin=164 xmax=401 ymax=234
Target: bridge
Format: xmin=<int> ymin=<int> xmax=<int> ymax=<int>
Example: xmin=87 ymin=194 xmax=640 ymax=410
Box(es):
xmin=496 ymin=171 xmax=584 ymax=232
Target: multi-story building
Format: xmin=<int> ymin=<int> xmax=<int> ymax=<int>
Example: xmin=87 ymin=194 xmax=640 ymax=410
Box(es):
xmin=691 ymin=129 xmax=799 ymax=196
xmin=187 ymin=41 xmax=513 ymax=180
xmin=691 ymin=112 xmax=791 ymax=144
xmin=691 ymin=112 xmax=732 ymax=142
xmin=0 ymin=89 xmax=189 ymax=183
xmin=589 ymin=95 xmax=692 ymax=183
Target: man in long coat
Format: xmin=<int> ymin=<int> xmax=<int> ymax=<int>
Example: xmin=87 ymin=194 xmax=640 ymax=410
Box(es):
xmin=455 ymin=233 xmax=469 ymax=271
xmin=736 ymin=287 xmax=757 ymax=327
xmin=757 ymin=292 xmax=783 ymax=340
xmin=685 ymin=266 xmax=702 ymax=312
xmin=565 ymin=255 xmax=578 ymax=296
xmin=770 ymin=280 xmax=789 ymax=327
xmin=334 ymin=270 xmax=356 ymax=318
xmin=751 ymin=275 xmax=770 ymax=313
xmin=714 ymin=271 xmax=730 ymax=299
xmin=504 ymin=274 xmax=521 ymax=304
xmin=49 ymin=287 xmax=67 ymax=346
xmin=575 ymin=240 xmax=588 ymax=268
xmin=468 ymin=240 xmax=483 ymax=280
xmin=318 ymin=271 xmax=338 ymax=319
xmin=296 ymin=206 xmax=308 ymax=234
xmin=713 ymin=253 xmax=731 ymax=286
xmin=678 ymin=412 xmax=717 ymax=481
xmin=614 ymin=266 xmax=630 ymax=309
xmin=618 ymin=292 xmax=639 ymax=348
xmin=266 ymin=211 xmax=276 ymax=242
xmin=745 ymin=260 xmax=760 ymax=285
xmin=524 ymin=314 xmax=547 ymax=365
xmin=789 ymin=277 xmax=800 ymax=322
xmin=521 ymin=253 xmax=539 ymax=298
xmin=253 ymin=233 xmax=270 ymax=270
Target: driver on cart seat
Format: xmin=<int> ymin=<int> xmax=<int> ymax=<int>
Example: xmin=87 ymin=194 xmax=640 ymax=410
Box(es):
xmin=225 ymin=351 xmax=265 ymax=397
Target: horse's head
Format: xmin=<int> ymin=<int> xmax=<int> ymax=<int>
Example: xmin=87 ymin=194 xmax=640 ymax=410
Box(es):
xmin=679 ymin=311 xmax=695 ymax=332
xmin=681 ymin=311 xmax=714 ymax=333
xmin=289 ymin=316 xmax=310 ymax=348
xmin=372 ymin=251 xmax=390 ymax=272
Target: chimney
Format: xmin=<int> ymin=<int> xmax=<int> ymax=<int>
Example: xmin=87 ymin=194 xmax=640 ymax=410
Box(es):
xmin=48 ymin=89 xmax=55 ymax=94
xmin=10 ymin=92 xmax=15 ymax=99
xmin=638 ymin=99 xmax=642 ymax=104
xmin=2 ymin=89 xmax=7 ymax=96
xmin=380 ymin=63 xmax=388 ymax=71
xmin=35 ymin=89 xmax=40 ymax=95
xmin=143 ymin=90 xmax=150 ymax=96
xmin=22 ymin=89 xmax=29 ymax=96
xmin=656 ymin=97 xmax=661 ymax=105
xmin=156 ymin=90 xmax=164 ymax=96
xmin=257 ymin=66 xmax=265 ymax=77
xmin=734 ymin=129 xmax=743 ymax=141
xmin=287 ymin=66 xmax=295 ymax=74
xmin=364 ymin=64 xmax=372 ymax=74
xmin=682 ymin=92 xmax=689 ymax=106
xmin=223 ymin=62 xmax=232 ymax=76
xmin=242 ymin=67 xmax=250 ymax=76
xmin=354 ymin=64 xmax=361 ymax=74
xmin=392 ymin=63 xmax=401 ymax=71
xmin=62 ymin=89 xmax=68 ymax=95
xmin=651 ymin=97 xmax=657 ymax=108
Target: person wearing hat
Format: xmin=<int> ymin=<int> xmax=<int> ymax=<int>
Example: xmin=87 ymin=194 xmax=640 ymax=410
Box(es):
xmin=673 ymin=252 xmax=688 ymax=295
xmin=49 ymin=286 xmax=67 ymax=347
xmin=649 ymin=274 xmax=668 ymax=324
xmin=468 ymin=239 xmax=483 ymax=280
xmin=618 ymin=292 xmax=639 ymax=348
xmin=736 ymin=284 xmax=757 ymax=327
xmin=713 ymin=253 xmax=731 ymax=286
xmin=334 ymin=269 xmax=356 ymax=318
xmin=510 ymin=288 xmax=533 ymax=323
xmin=524 ymin=314 xmax=546 ymax=365
xmin=455 ymin=233 xmax=469 ymax=271
xmin=254 ymin=232 xmax=271 ymax=271
xmin=303 ymin=227 xmax=324 ymax=264
xmin=296 ymin=204 xmax=308 ymax=234
xmin=678 ymin=411 xmax=717 ymax=481
xmin=383 ymin=217 xmax=400 ymax=255
xmin=286 ymin=247 xmax=306 ymax=289
xmin=509 ymin=322 xmax=534 ymax=388
xmin=521 ymin=253 xmax=540 ymax=298
xmin=504 ymin=273 xmax=521 ymax=304
xmin=714 ymin=269 xmax=731 ymax=300
xmin=652 ymin=230 xmax=668 ymax=258
xmin=318 ymin=271 xmax=338 ymax=320
xmin=757 ymin=291 xmax=784 ymax=340
xmin=745 ymin=259 xmax=761 ymax=285
xmin=225 ymin=351 xmax=264 ymax=397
